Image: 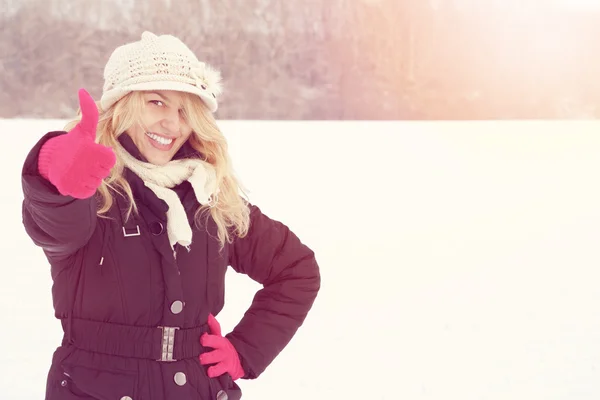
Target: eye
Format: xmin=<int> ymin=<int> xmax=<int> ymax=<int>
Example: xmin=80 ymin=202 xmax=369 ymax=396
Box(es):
xmin=149 ymin=100 xmax=165 ymax=107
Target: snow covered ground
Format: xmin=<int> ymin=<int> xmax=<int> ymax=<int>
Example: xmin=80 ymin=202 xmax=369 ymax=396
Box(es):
xmin=2 ymin=118 xmax=600 ymax=399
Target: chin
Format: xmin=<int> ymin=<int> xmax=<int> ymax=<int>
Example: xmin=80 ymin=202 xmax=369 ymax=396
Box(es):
xmin=147 ymin=155 xmax=172 ymax=166
xmin=139 ymin=149 xmax=171 ymax=165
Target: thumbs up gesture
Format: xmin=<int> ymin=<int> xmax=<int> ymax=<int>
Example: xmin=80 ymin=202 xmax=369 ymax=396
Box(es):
xmin=38 ymin=89 xmax=116 ymax=199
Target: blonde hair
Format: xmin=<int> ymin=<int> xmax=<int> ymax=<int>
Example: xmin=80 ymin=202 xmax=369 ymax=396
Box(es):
xmin=65 ymin=91 xmax=251 ymax=250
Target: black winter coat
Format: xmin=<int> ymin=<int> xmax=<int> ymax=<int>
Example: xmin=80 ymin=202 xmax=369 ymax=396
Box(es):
xmin=21 ymin=131 xmax=321 ymax=400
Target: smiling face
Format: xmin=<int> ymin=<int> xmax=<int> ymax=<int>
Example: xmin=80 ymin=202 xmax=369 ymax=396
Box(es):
xmin=125 ymin=90 xmax=193 ymax=165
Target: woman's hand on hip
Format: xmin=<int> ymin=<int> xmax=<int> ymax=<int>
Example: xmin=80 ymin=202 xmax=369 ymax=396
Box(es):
xmin=199 ymin=313 xmax=245 ymax=381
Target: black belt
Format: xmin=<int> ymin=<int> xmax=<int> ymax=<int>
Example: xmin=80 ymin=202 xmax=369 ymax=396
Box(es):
xmin=62 ymin=318 xmax=209 ymax=362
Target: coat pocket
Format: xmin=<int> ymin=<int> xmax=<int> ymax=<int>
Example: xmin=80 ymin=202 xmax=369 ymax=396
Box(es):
xmin=188 ymin=359 xmax=242 ymax=400
xmin=57 ymin=362 xmax=137 ymax=400
xmin=46 ymin=365 xmax=95 ymax=399
xmin=215 ymin=373 xmax=242 ymax=400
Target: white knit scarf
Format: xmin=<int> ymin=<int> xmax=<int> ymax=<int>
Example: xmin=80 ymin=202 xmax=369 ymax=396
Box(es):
xmin=115 ymin=144 xmax=219 ymax=250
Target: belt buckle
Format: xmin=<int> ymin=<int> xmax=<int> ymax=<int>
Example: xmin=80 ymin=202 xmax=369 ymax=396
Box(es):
xmin=157 ymin=326 xmax=179 ymax=362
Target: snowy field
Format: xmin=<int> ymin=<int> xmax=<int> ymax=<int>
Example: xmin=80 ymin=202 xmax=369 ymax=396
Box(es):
xmin=2 ymin=118 xmax=600 ymax=399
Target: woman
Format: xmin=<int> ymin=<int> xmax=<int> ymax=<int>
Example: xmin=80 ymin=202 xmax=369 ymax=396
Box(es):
xmin=21 ymin=31 xmax=320 ymax=400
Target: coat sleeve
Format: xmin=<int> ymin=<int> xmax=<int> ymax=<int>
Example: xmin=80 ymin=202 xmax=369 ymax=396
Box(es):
xmin=21 ymin=131 xmax=98 ymax=261
xmin=225 ymin=203 xmax=321 ymax=379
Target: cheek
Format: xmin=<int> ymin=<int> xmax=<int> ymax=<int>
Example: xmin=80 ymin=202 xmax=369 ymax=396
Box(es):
xmin=125 ymin=126 xmax=141 ymax=141
xmin=181 ymin=126 xmax=193 ymax=141
xmin=141 ymin=108 xmax=163 ymax=128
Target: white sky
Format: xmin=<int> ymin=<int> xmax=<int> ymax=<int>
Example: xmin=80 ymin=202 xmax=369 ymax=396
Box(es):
xmin=2 ymin=119 xmax=600 ymax=399
xmin=555 ymin=0 xmax=600 ymax=9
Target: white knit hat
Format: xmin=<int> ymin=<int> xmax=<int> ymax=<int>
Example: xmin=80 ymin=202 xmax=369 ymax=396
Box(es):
xmin=100 ymin=31 xmax=222 ymax=112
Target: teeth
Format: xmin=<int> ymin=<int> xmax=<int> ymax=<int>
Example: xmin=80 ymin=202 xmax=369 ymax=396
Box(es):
xmin=146 ymin=132 xmax=173 ymax=145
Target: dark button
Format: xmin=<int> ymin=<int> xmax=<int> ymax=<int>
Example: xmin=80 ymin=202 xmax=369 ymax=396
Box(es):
xmin=149 ymin=221 xmax=164 ymax=235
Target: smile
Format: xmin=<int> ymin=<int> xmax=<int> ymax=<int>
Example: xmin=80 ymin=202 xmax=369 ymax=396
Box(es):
xmin=145 ymin=132 xmax=174 ymax=145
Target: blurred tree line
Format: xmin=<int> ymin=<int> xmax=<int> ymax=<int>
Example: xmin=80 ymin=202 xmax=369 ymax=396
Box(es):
xmin=1 ymin=0 xmax=599 ymax=120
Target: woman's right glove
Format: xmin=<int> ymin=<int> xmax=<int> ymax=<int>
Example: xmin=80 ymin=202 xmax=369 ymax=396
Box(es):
xmin=38 ymin=89 xmax=116 ymax=199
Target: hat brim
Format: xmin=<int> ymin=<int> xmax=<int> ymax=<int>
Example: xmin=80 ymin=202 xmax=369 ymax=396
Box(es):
xmin=100 ymin=80 xmax=218 ymax=112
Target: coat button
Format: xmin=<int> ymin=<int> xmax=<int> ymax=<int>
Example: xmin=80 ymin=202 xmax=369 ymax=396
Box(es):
xmin=174 ymin=371 xmax=187 ymax=386
xmin=170 ymin=300 xmax=183 ymax=314
xmin=149 ymin=221 xmax=164 ymax=235
xmin=60 ymin=380 xmax=67 ymax=387
xmin=120 ymin=397 xmax=133 ymax=400
xmin=216 ymin=390 xmax=228 ymax=400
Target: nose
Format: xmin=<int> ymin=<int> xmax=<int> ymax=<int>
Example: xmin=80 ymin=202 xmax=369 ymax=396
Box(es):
xmin=160 ymin=109 xmax=181 ymax=134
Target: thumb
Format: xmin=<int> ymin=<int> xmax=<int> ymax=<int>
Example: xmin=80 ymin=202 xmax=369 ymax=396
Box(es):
xmin=76 ymin=88 xmax=99 ymax=139
xmin=207 ymin=313 xmax=222 ymax=336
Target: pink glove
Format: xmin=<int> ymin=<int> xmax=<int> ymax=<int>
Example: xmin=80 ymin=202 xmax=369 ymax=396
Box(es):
xmin=38 ymin=89 xmax=116 ymax=199
xmin=199 ymin=314 xmax=245 ymax=380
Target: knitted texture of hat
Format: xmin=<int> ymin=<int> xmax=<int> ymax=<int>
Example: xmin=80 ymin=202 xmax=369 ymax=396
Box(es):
xmin=100 ymin=31 xmax=222 ymax=112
